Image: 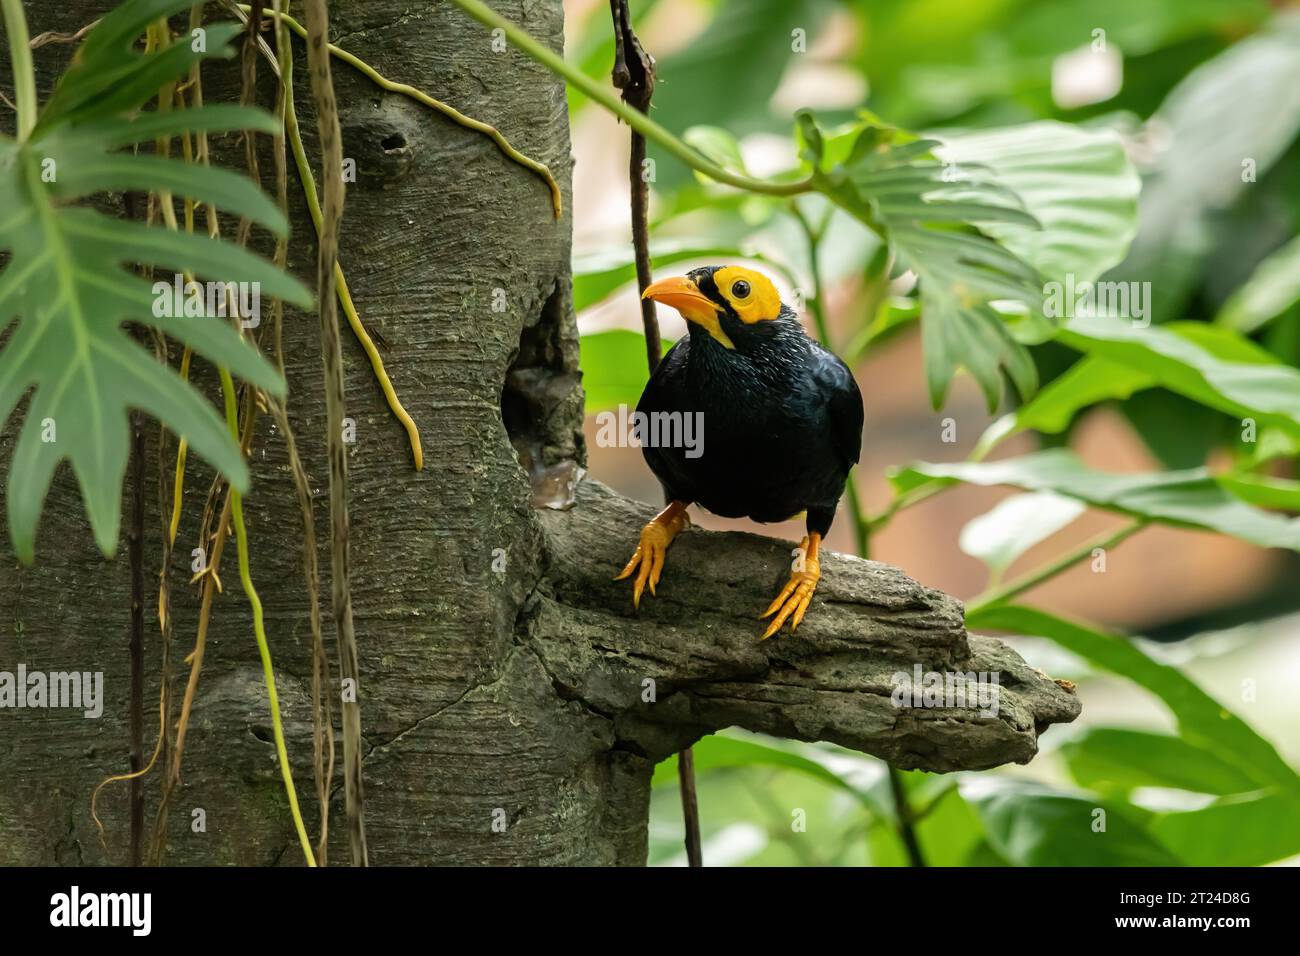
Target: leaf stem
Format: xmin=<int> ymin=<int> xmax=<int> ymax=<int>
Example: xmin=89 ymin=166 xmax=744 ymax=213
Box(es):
xmin=1 ymin=0 xmax=37 ymax=139
xmin=966 ymin=519 xmax=1146 ymax=616
xmin=448 ymin=0 xmax=813 ymax=197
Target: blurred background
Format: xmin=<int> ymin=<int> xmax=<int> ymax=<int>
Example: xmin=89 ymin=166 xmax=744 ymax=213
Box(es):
xmin=563 ymin=0 xmax=1300 ymax=865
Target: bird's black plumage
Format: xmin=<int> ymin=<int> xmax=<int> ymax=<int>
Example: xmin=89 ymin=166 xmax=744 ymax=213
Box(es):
xmin=637 ymin=266 xmax=863 ymax=538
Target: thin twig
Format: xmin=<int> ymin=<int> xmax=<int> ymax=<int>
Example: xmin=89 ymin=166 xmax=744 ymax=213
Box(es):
xmin=887 ymin=766 xmax=927 ymax=867
xmin=610 ymin=0 xmax=659 ymax=371
xmin=609 ymin=0 xmax=701 ymax=869
xmin=29 ymin=20 xmax=99 ymax=49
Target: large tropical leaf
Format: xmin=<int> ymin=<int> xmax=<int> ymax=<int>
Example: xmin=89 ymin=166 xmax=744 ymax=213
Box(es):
xmin=1002 ymin=317 xmax=1300 ymax=447
xmin=959 ymin=778 xmax=1182 ymax=867
xmin=579 ymin=329 xmax=671 ymax=414
xmin=1215 ymin=233 xmax=1300 ymax=334
xmin=1057 ymin=315 xmax=1300 ymax=440
xmin=1108 ymin=13 xmax=1300 ymax=325
xmin=967 ymin=605 xmax=1300 ymax=798
xmin=958 ymin=491 xmax=1085 ymax=577
xmin=935 ymin=122 xmax=1141 ymax=286
xmin=892 ymin=449 xmax=1300 ymax=551
xmin=1061 ymin=727 xmax=1261 ymax=796
xmin=799 ymin=112 xmax=1044 ymax=410
xmin=0 ymin=0 xmax=311 ymax=561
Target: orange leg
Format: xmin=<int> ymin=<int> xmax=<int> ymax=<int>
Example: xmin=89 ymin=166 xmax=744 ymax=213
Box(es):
xmin=760 ymin=532 xmax=821 ymax=640
xmin=614 ymin=501 xmax=690 ymax=608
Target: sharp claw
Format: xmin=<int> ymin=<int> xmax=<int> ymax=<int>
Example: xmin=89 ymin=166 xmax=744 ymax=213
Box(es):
xmin=617 ymin=504 xmax=687 ymax=606
xmin=761 ymin=557 xmax=820 ymax=639
xmin=614 ymin=546 xmax=643 ymax=581
xmin=760 ymin=578 xmax=799 ymax=618
xmin=790 ymin=587 xmax=813 ymax=631
xmin=632 ymin=548 xmax=654 ymax=608
xmin=648 ymin=545 xmax=664 ymax=596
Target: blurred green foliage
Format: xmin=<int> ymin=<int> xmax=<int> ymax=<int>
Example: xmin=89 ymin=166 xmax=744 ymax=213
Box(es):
xmin=567 ymin=0 xmax=1300 ymax=865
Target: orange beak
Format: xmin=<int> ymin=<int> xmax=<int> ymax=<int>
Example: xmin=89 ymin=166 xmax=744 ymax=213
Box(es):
xmin=642 ymin=276 xmax=734 ymax=349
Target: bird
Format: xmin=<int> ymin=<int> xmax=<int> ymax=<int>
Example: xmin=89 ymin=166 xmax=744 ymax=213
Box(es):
xmin=615 ymin=265 xmax=864 ymax=639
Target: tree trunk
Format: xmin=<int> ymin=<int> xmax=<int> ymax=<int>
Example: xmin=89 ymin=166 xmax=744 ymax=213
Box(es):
xmin=0 ymin=0 xmax=1078 ymax=866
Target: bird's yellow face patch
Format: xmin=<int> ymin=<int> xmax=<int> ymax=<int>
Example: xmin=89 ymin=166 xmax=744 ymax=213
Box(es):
xmin=713 ymin=266 xmax=782 ymax=324
xmin=642 ymin=275 xmax=735 ymax=349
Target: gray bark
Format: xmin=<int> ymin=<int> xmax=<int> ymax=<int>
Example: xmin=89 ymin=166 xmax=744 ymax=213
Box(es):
xmin=0 ymin=0 xmax=1078 ymax=866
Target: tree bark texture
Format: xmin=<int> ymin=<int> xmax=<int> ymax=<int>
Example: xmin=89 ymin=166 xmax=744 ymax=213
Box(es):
xmin=0 ymin=0 xmax=1078 ymax=866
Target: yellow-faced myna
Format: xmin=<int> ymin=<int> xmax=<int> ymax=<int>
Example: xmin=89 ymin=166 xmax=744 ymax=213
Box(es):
xmin=616 ymin=265 xmax=864 ymax=638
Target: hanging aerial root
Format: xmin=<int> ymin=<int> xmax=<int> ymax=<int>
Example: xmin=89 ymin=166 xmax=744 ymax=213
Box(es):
xmin=238 ymin=3 xmax=563 ymax=219
xmin=280 ymin=37 xmax=424 ymax=470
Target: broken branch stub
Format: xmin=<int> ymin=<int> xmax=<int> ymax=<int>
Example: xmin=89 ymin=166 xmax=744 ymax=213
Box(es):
xmin=527 ymin=479 xmax=1080 ymax=771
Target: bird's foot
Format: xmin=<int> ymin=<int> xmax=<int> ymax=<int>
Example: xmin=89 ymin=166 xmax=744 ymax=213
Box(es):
xmin=615 ymin=500 xmax=690 ymax=608
xmin=760 ymin=533 xmax=821 ymax=639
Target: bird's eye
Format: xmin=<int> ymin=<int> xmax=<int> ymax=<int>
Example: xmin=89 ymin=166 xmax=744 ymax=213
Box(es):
xmin=731 ymin=279 xmax=751 ymax=299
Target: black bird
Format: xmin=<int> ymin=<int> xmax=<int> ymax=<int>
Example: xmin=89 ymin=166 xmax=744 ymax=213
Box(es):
xmin=615 ymin=265 xmax=864 ymax=638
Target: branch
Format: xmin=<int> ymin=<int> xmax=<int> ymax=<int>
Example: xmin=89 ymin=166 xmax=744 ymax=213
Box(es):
xmin=527 ymin=480 xmax=1080 ymax=771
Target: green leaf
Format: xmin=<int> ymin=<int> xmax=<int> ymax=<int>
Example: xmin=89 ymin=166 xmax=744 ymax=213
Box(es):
xmin=0 ymin=4 xmax=306 ymax=562
xmin=1109 ymin=13 xmax=1300 ymax=325
xmin=962 ymin=779 xmax=1182 ymax=866
xmin=1218 ymin=472 xmax=1300 ymax=512
xmin=1061 ymin=727 xmax=1261 ymax=796
xmin=1020 ymin=318 xmax=1297 ymax=443
xmin=47 ymin=153 xmax=287 ymax=237
xmin=580 ymin=330 xmax=662 ymax=414
xmin=55 ymin=104 xmax=283 ymax=151
xmin=1058 ymin=314 xmax=1300 ymax=440
xmin=39 ymin=23 xmax=246 ymax=134
xmin=1148 ymin=791 xmax=1300 ymax=865
xmin=1215 ymin=234 xmax=1300 ymax=334
xmin=74 ymin=0 xmax=202 ymax=66
xmin=893 ymin=449 xmax=1300 ymax=551
xmin=811 ymin=113 xmax=1044 ymax=410
xmin=958 ymin=491 xmax=1085 ymax=576
xmin=966 ymin=605 xmax=1300 ymax=798
xmin=683 ymin=125 xmax=748 ymax=180
xmin=935 ymin=122 xmax=1141 ymax=286
xmin=1014 ymin=357 xmax=1155 ymax=435
xmin=63 ymin=210 xmax=309 ymax=305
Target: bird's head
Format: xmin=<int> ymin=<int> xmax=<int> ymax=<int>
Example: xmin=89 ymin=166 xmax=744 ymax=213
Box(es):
xmin=641 ymin=265 xmax=790 ymax=351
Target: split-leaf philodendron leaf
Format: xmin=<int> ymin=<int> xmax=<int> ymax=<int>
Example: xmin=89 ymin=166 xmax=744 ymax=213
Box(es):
xmin=0 ymin=0 xmax=312 ymax=562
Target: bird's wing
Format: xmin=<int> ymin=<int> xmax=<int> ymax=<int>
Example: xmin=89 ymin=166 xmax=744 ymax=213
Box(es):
xmin=812 ymin=343 xmax=864 ymax=470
